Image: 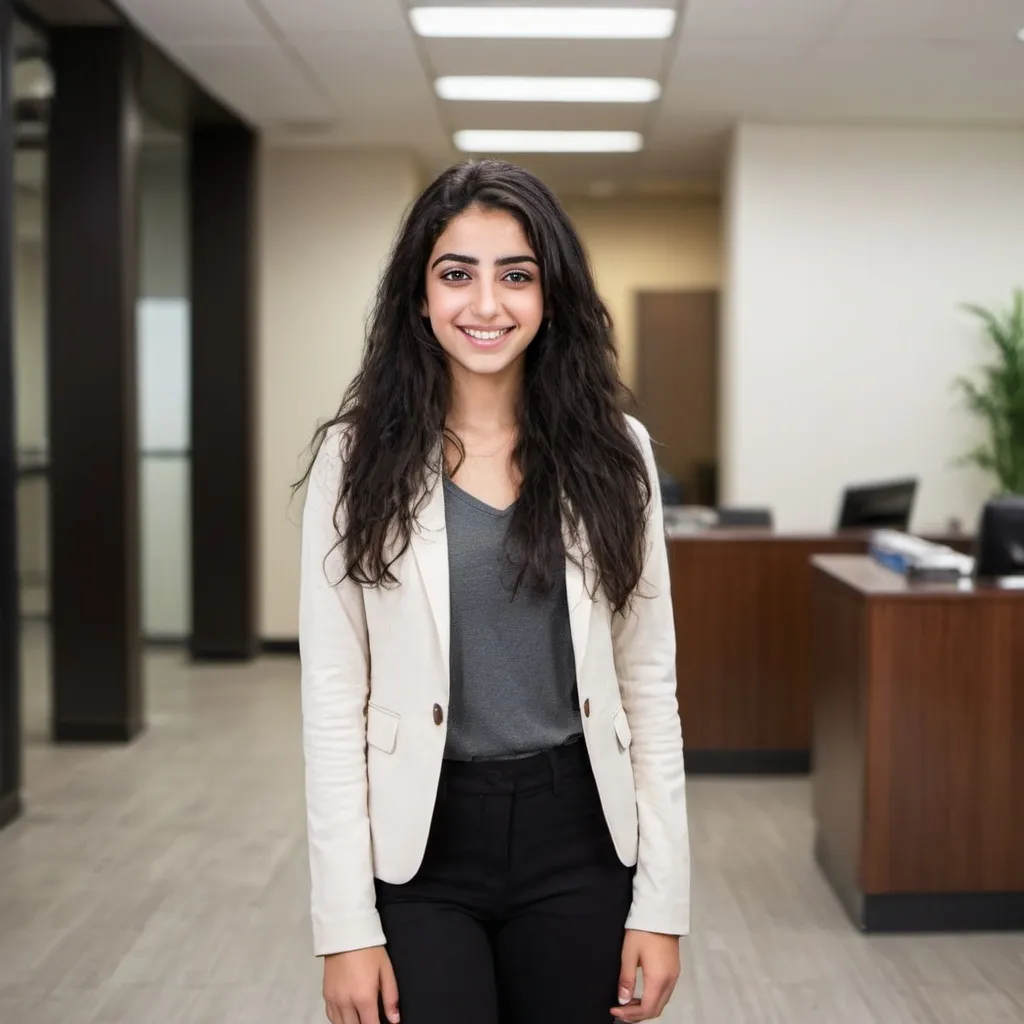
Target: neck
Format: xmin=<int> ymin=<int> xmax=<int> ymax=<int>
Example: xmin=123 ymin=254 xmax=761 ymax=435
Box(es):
xmin=447 ymin=361 xmax=523 ymax=436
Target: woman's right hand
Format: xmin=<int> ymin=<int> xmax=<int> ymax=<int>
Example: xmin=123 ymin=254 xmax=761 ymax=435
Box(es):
xmin=323 ymin=946 xmax=400 ymax=1024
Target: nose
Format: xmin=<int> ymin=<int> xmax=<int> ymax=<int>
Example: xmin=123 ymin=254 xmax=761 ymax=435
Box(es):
xmin=470 ymin=278 xmax=500 ymax=321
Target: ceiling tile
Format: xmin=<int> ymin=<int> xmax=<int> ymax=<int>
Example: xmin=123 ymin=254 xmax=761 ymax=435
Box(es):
xmin=659 ymin=38 xmax=814 ymax=116
xmin=109 ymin=0 xmax=1024 ymax=191
xmin=335 ymin=117 xmax=451 ymax=149
xmin=835 ymin=0 xmax=1024 ymax=43
xmin=783 ymin=41 xmax=1024 ymax=122
xmin=295 ymin=33 xmax=445 ymax=128
xmin=118 ymin=0 xmax=268 ymax=45
xmin=646 ymin=113 xmax=732 ymax=145
xmin=291 ymin=28 xmax=426 ymax=76
xmin=174 ymin=42 xmax=335 ymax=121
xmin=680 ymin=0 xmax=851 ymax=39
xmin=259 ymin=0 xmax=411 ymax=32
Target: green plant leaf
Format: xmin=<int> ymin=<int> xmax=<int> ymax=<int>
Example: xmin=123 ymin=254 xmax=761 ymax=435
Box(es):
xmin=957 ymin=289 xmax=1024 ymax=494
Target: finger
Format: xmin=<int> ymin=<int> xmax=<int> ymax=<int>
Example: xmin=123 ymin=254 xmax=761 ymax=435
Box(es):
xmin=325 ymin=1002 xmax=347 ymax=1024
xmin=610 ymin=1004 xmax=647 ymax=1023
xmin=356 ymin=998 xmax=380 ymax=1024
xmin=618 ymin=953 xmax=639 ymax=1005
xmin=379 ymin=959 xmax=401 ymax=1023
xmin=639 ymin=977 xmax=674 ymax=1021
xmin=338 ymin=1004 xmax=362 ymax=1024
xmin=611 ymin=985 xmax=672 ymax=1024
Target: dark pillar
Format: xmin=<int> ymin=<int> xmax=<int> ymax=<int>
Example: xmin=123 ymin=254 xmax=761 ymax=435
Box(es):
xmin=189 ymin=125 xmax=258 ymax=661
xmin=0 ymin=0 xmax=22 ymax=825
xmin=48 ymin=27 xmax=142 ymax=742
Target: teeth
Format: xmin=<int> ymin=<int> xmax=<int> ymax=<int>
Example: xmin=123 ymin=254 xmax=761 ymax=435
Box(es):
xmin=463 ymin=327 xmax=511 ymax=341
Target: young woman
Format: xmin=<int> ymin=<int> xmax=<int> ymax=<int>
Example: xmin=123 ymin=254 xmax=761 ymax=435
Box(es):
xmin=299 ymin=159 xmax=689 ymax=1024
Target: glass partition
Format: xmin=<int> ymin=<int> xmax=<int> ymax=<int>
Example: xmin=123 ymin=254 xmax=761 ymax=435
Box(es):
xmin=137 ymin=122 xmax=191 ymax=641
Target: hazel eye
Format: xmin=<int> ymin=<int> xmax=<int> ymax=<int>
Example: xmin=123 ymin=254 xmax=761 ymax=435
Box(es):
xmin=504 ymin=270 xmax=533 ymax=284
xmin=441 ymin=268 xmax=470 ymax=282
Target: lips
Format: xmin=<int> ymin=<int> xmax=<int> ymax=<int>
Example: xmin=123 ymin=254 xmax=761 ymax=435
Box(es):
xmin=459 ymin=326 xmax=514 ymax=345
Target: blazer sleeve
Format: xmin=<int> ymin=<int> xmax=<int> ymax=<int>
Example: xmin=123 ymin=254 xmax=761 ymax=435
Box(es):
xmin=299 ymin=428 xmax=385 ymax=956
xmin=613 ymin=416 xmax=691 ymax=937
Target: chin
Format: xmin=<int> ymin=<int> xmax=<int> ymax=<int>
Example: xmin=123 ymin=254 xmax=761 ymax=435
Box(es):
xmin=453 ymin=349 xmax=523 ymax=377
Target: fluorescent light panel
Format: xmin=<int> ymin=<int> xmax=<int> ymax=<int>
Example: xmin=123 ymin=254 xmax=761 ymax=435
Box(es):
xmin=454 ymin=130 xmax=642 ymax=153
xmin=436 ymin=76 xmax=660 ymax=103
xmin=410 ymin=6 xmax=676 ymax=39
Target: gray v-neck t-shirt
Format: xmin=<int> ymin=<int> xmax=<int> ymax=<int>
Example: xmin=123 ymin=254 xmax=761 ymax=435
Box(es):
xmin=442 ymin=476 xmax=582 ymax=762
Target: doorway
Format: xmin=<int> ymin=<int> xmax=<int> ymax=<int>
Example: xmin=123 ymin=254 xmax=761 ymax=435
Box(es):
xmin=635 ymin=290 xmax=719 ymax=507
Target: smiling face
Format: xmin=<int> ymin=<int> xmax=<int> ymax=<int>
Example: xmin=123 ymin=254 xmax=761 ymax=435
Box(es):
xmin=422 ymin=205 xmax=545 ymax=384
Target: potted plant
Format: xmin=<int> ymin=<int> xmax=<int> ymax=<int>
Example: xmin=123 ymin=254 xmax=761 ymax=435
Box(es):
xmin=955 ymin=289 xmax=1024 ymax=495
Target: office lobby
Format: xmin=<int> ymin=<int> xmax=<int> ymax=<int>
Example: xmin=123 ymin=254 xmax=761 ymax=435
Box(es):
xmin=2 ymin=1 xmax=1024 ymax=1022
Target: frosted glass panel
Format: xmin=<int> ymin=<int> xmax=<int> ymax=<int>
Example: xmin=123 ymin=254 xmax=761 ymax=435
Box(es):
xmin=137 ymin=298 xmax=190 ymax=451
xmin=140 ymin=457 xmax=190 ymax=637
xmin=138 ymin=137 xmax=190 ymax=642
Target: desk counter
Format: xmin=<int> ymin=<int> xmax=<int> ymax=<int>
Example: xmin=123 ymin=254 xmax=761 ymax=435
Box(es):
xmin=810 ymin=554 xmax=1024 ymax=931
xmin=668 ymin=530 xmax=973 ymax=773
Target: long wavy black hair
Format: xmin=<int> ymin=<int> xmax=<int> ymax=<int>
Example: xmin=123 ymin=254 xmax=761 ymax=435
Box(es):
xmin=297 ymin=159 xmax=651 ymax=614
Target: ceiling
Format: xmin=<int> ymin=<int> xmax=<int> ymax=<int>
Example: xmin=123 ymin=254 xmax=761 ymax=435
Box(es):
xmin=111 ymin=0 xmax=1024 ymax=194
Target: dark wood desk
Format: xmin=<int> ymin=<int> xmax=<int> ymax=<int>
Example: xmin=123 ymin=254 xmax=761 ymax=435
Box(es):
xmin=669 ymin=530 xmax=973 ymax=774
xmin=811 ymin=555 xmax=1024 ymax=931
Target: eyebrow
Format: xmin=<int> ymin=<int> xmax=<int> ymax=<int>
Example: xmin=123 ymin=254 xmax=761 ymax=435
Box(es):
xmin=430 ymin=252 xmax=539 ymax=270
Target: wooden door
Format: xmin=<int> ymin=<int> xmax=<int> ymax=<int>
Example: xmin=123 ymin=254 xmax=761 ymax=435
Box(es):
xmin=635 ymin=290 xmax=719 ymax=505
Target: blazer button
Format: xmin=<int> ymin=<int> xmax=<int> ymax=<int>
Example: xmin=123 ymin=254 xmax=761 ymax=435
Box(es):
xmin=583 ymin=698 xmax=591 ymax=718
xmin=433 ymin=704 xmax=444 ymax=726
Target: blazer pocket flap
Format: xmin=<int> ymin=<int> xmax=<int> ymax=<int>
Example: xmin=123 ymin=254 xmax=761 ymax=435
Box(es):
xmin=613 ymin=705 xmax=632 ymax=751
xmin=366 ymin=703 xmax=400 ymax=754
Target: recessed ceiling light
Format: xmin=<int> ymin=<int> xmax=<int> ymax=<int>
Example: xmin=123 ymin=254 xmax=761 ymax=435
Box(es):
xmin=436 ymin=76 xmax=660 ymax=103
xmin=454 ymin=130 xmax=643 ymax=153
xmin=410 ymin=7 xmax=676 ymax=40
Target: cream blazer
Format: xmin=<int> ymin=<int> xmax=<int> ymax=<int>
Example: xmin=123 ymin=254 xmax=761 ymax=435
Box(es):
xmin=299 ymin=415 xmax=690 ymax=957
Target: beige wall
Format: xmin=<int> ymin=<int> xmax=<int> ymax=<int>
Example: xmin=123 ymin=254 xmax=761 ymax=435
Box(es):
xmin=724 ymin=124 xmax=1024 ymax=532
xmin=561 ymin=196 xmax=723 ymax=388
xmin=259 ymin=147 xmax=420 ymax=639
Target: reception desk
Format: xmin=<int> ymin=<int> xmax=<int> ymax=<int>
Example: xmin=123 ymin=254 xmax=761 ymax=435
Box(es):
xmin=810 ymin=555 xmax=1024 ymax=931
xmin=669 ymin=529 xmax=973 ymax=773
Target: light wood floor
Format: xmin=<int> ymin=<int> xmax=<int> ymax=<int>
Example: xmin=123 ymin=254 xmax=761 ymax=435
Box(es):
xmin=2 ymin=623 xmax=1023 ymax=1023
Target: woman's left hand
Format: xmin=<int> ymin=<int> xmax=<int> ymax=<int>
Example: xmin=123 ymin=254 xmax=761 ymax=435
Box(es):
xmin=611 ymin=929 xmax=681 ymax=1022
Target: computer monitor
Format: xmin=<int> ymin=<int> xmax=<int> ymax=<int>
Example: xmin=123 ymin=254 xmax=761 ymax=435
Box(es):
xmin=837 ymin=478 xmax=917 ymax=531
xmin=974 ymin=496 xmax=1024 ymax=579
xmin=716 ymin=507 xmax=774 ymax=528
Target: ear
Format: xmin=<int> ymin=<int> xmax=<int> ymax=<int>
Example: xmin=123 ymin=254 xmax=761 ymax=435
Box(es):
xmin=420 ymin=298 xmax=429 ymax=318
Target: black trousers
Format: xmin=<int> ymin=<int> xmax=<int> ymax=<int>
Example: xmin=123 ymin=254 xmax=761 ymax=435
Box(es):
xmin=375 ymin=738 xmax=635 ymax=1024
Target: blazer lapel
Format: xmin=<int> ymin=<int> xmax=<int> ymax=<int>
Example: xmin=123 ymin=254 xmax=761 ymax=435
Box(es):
xmin=409 ymin=466 xmax=451 ymax=683
xmin=564 ymin=522 xmax=594 ymax=685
